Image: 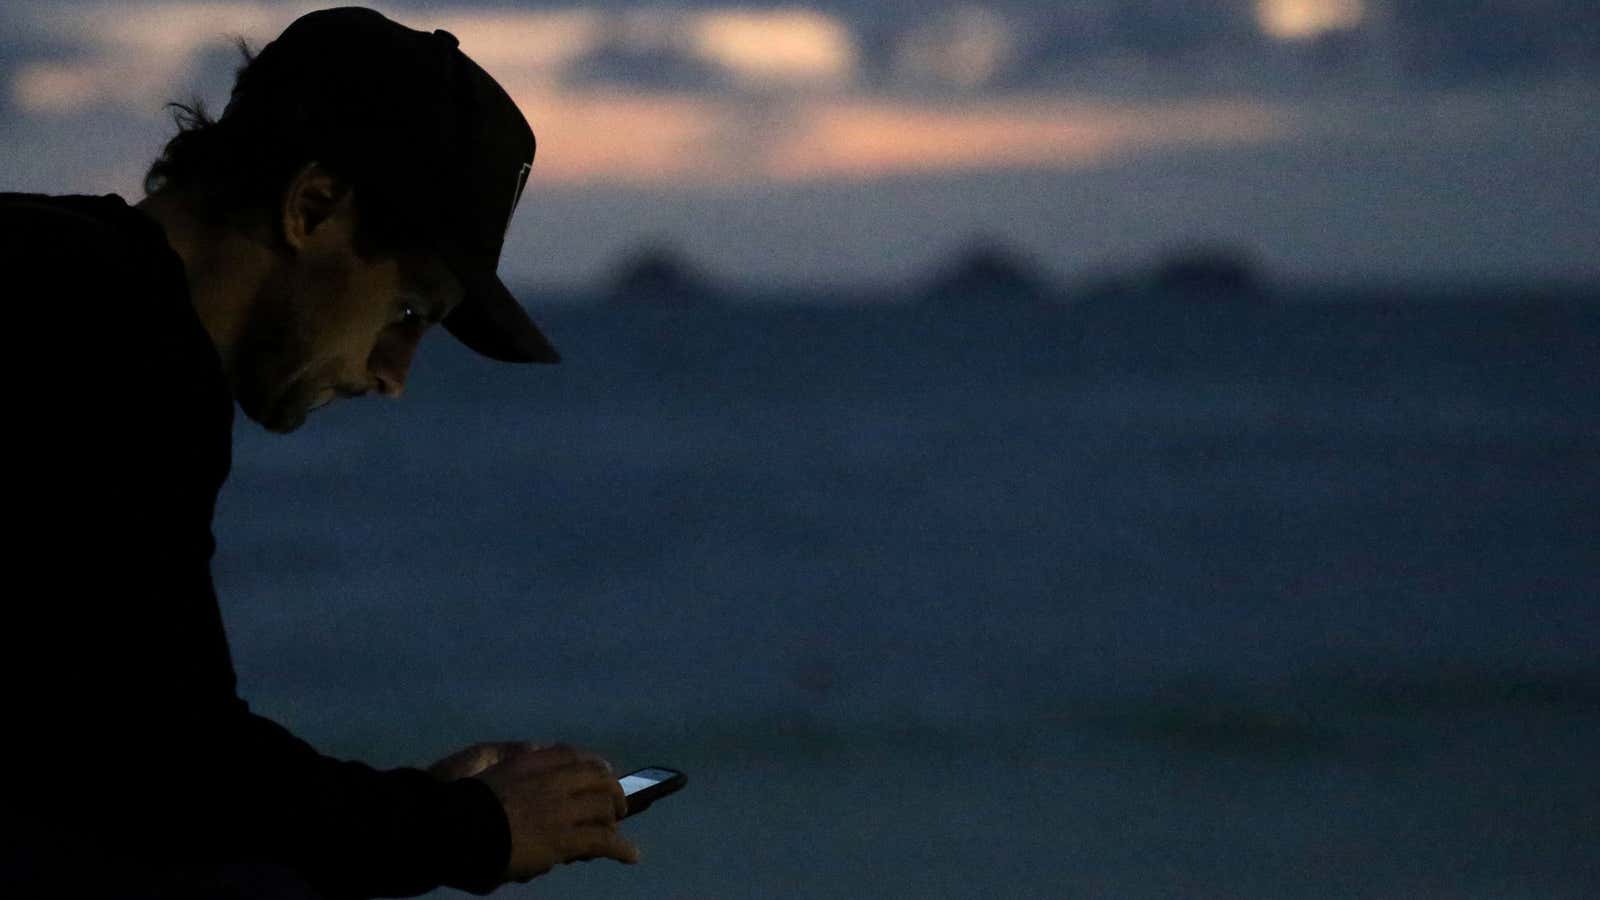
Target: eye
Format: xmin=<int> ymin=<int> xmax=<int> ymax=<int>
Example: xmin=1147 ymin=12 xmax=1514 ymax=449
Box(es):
xmin=399 ymin=304 xmax=424 ymax=328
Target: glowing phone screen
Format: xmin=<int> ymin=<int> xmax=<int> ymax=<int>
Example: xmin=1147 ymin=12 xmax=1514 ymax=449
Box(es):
xmin=619 ymin=773 xmax=663 ymax=796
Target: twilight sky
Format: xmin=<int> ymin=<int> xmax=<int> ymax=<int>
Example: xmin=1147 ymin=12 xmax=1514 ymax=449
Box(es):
xmin=1 ymin=0 xmax=1596 ymax=292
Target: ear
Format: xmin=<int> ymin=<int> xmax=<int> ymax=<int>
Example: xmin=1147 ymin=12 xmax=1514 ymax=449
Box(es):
xmin=279 ymin=161 xmax=353 ymax=254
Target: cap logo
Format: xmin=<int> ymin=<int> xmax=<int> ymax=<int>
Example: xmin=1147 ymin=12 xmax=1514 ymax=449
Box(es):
xmin=504 ymin=162 xmax=532 ymax=241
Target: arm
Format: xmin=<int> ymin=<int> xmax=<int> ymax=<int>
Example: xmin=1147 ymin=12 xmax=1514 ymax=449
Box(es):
xmin=4 ymin=215 xmax=509 ymax=898
xmin=175 ymin=691 xmax=512 ymax=898
xmin=18 ymin=429 xmax=512 ymax=899
xmin=6 ymin=199 xmax=631 ymax=897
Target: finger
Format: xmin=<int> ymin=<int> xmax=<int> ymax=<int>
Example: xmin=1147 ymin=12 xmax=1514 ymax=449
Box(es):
xmin=507 ymin=743 xmax=582 ymax=773
xmin=560 ymin=825 xmax=641 ymax=865
xmin=425 ymin=747 xmax=477 ymax=780
xmin=427 ymin=749 xmax=478 ymax=781
xmin=565 ymin=788 xmax=625 ymax=827
xmin=536 ymin=756 xmax=618 ymax=794
xmin=513 ymin=860 xmax=553 ymax=883
xmin=430 ymin=741 xmax=524 ymax=779
xmin=593 ymin=766 xmax=628 ymax=821
xmin=607 ymin=777 xmax=628 ymax=822
xmin=494 ymin=741 xmax=578 ymax=775
xmin=486 ymin=740 xmax=545 ymax=760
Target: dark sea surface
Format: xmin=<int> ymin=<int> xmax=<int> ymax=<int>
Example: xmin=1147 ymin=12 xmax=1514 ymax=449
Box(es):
xmin=214 ymin=291 xmax=1600 ymax=899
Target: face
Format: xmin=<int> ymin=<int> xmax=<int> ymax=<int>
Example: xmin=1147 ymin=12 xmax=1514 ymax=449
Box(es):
xmin=231 ymin=184 xmax=464 ymax=434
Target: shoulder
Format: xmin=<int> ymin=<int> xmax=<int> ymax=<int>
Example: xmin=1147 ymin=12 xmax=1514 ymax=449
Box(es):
xmin=2 ymin=193 xmax=180 ymax=331
xmin=4 ymin=192 xmax=196 ymax=327
xmin=4 ymin=192 xmax=231 ymax=428
xmin=1 ymin=192 xmax=133 ymax=266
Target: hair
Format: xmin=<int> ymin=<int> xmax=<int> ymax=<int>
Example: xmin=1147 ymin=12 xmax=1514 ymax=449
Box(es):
xmin=143 ymin=36 xmax=435 ymax=260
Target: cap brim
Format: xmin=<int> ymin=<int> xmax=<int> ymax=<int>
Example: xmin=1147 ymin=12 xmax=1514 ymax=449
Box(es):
xmin=442 ymin=268 xmax=560 ymax=364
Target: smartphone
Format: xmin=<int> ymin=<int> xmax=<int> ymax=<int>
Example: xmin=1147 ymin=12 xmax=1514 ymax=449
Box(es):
xmin=618 ymin=766 xmax=687 ymax=818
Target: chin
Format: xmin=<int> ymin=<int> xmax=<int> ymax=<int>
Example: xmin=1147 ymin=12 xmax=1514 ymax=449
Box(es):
xmin=239 ymin=383 xmax=312 ymax=435
xmin=264 ymin=412 xmax=309 ymax=435
xmin=250 ymin=406 xmax=308 ymax=435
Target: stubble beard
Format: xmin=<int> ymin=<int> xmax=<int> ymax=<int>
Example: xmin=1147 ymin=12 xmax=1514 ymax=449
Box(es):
xmin=231 ymin=266 xmax=325 ymax=435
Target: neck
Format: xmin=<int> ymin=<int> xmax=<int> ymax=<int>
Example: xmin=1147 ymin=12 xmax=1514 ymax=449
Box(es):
xmin=134 ymin=190 xmax=275 ymax=382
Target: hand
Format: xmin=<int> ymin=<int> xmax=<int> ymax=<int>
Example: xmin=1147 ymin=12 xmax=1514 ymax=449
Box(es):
xmin=469 ymin=743 xmax=640 ymax=883
xmin=427 ymin=741 xmax=531 ymax=782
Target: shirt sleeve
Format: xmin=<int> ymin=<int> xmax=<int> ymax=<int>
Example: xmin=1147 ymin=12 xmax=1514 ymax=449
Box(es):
xmin=4 ymin=200 xmax=512 ymax=899
xmin=174 ymin=684 xmax=514 ymax=899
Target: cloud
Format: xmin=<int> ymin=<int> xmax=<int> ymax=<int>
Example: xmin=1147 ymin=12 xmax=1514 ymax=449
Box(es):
xmin=762 ymin=97 xmax=1291 ymax=182
xmin=5 ymin=3 xmax=863 ymax=112
xmin=506 ymin=88 xmax=742 ymax=184
xmin=691 ymin=9 xmax=858 ymax=88
xmin=3 ymin=3 xmax=616 ymax=115
xmin=6 ymin=1 xmax=301 ymax=114
xmin=559 ymin=8 xmax=858 ymax=92
xmin=10 ymin=0 xmax=1596 ymax=121
xmin=3 ymin=0 xmax=1296 ymax=188
xmin=563 ymin=37 xmax=733 ymax=93
xmin=406 ymin=7 xmax=603 ymax=78
xmin=3 ymin=0 xmax=1595 ymax=289
xmin=1390 ymin=0 xmax=1600 ymax=84
xmin=488 ymin=87 xmax=1294 ymax=188
xmin=1256 ymin=0 xmax=1367 ymax=42
xmin=506 ymin=84 xmax=1600 ymax=290
xmin=889 ymin=6 xmax=1018 ymax=90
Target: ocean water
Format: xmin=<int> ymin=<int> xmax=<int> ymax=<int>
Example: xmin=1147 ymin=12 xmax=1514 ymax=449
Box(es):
xmin=213 ymin=293 xmax=1600 ymax=898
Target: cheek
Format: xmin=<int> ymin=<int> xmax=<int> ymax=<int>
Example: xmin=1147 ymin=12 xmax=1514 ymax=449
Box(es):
xmin=324 ymin=280 xmax=399 ymax=365
xmin=282 ymin=260 xmax=408 ymax=381
xmin=234 ymin=274 xmax=319 ymax=408
xmin=369 ymin=327 xmax=421 ymax=377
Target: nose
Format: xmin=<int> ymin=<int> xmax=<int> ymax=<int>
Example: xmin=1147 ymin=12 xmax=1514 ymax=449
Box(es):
xmin=370 ymin=330 xmax=421 ymax=399
xmin=373 ymin=372 xmax=404 ymax=399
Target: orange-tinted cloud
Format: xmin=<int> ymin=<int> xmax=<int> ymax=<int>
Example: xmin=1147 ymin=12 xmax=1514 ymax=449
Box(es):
xmin=690 ymin=9 xmax=858 ymax=87
xmin=1255 ymin=0 xmax=1366 ymax=42
xmin=8 ymin=2 xmax=1294 ymax=189
xmin=761 ymin=97 xmax=1290 ymax=183
xmin=487 ymin=86 xmax=1294 ymax=187
xmin=12 ymin=63 xmax=104 ymax=116
xmin=509 ymin=89 xmax=740 ymax=184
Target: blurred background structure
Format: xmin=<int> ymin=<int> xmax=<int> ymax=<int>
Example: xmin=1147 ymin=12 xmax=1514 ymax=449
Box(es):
xmin=5 ymin=3 xmax=1597 ymax=898
xmin=2 ymin=0 xmax=1598 ymax=293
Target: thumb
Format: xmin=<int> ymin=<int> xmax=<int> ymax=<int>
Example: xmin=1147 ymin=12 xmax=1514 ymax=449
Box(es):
xmin=610 ymin=832 xmax=643 ymax=866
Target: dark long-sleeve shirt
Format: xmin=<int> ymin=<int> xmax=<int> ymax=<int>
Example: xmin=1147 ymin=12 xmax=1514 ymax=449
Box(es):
xmin=0 ymin=192 xmax=511 ymax=898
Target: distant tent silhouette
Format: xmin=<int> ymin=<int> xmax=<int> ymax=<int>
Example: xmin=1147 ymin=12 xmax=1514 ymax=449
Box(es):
xmin=1150 ymin=245 xmax=1265 ymax=300
xmin=921 ymin=238 xmax=1054 ymax=305
xmin=606 ymin=244 xmax=718 ymax=307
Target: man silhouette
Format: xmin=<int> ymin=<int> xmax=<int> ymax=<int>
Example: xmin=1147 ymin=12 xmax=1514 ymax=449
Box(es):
xmin=1 ymin=7 xmax=637 ymax=898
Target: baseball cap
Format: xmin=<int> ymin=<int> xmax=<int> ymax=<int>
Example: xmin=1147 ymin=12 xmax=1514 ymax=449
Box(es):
xmin=233 ymin=6 xmax=558 ymax=363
